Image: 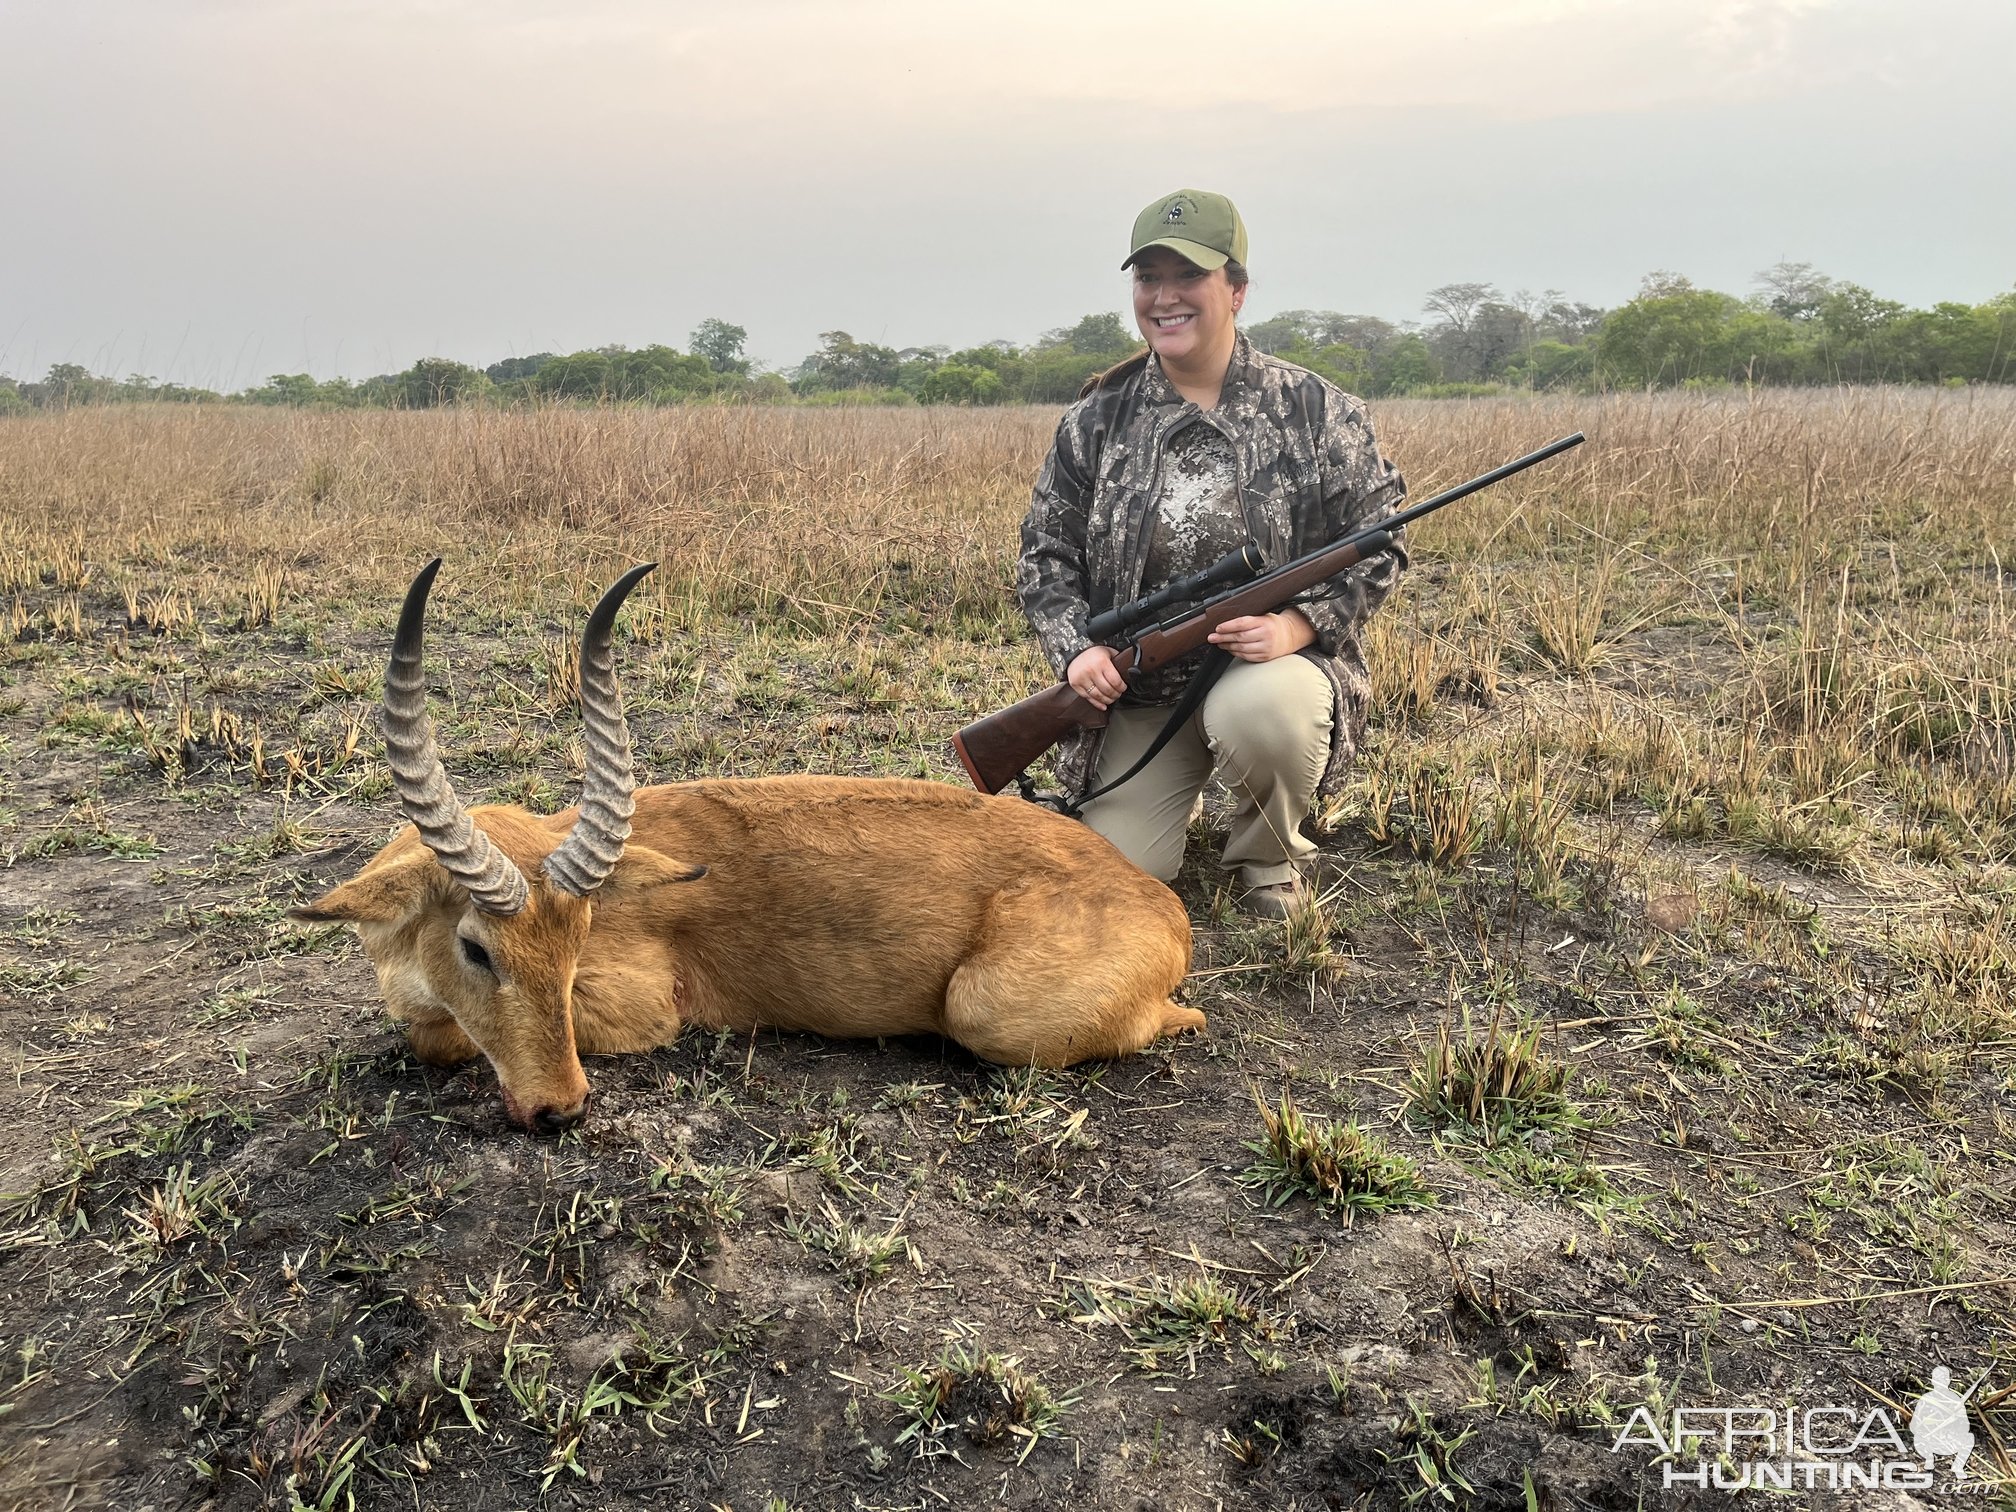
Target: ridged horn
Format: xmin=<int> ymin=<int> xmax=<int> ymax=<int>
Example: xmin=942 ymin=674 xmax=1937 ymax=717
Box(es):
xmin=380 ymin=558 xmax=529 ymax=916
xmin=543 ymin=563 xmax=655 ymax=898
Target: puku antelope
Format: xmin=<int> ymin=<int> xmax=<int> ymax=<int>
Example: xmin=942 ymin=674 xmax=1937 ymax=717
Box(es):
xmin=292 ymin=561 xmax=1203 ymax=1132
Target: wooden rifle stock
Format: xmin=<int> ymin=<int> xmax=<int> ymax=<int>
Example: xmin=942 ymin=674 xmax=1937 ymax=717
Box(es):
xmin=952 ymin=432 xmax=1585 ymax=796
xmin=952 ymin=672 xmax=1117 ymax=796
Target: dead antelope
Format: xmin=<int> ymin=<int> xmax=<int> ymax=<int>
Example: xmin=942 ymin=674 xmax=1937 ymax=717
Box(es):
xmin=293 ymin=561 xmax=1203 ymax=1131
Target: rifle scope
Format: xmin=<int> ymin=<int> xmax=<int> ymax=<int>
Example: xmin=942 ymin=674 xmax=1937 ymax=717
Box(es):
xmin=1087 ymin=541 xmax=1266 ymax=643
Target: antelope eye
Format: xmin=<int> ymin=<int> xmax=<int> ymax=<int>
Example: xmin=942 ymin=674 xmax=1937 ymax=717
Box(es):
xmin=459 ymin=936 xmax=495 ymax=974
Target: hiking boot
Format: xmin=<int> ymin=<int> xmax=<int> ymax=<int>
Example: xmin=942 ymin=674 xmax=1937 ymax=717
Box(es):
xmin=1237 ymin=879 xmax=1306 ymax=919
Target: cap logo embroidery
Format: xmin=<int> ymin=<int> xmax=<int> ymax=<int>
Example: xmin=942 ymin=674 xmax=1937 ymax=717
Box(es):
xmin=1164 ymin=202 xmax=1187 ymax=223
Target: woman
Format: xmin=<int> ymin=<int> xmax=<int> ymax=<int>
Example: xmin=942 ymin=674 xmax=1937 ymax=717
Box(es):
xmin=1016 ymin=189 xmax=1408 ymax=916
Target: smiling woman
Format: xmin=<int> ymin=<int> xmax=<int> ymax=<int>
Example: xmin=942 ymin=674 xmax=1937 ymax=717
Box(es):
xmin=1015 ymin=189 xmax=1411 ymax=918
xmin=1130 ymin=245 xmax=1249 ymax=401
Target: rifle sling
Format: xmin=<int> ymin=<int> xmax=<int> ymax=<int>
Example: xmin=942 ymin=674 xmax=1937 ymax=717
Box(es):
xmin=1055 ymin=646 xmax=1235 ymax=819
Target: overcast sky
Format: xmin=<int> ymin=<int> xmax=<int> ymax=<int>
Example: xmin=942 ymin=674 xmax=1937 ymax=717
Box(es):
xmin=3 ymin=0 xmax=2011 ymax=386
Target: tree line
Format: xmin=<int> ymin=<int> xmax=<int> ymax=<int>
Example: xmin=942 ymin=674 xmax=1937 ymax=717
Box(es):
xmin=5 ymin=265 xmax=2012 ymax=414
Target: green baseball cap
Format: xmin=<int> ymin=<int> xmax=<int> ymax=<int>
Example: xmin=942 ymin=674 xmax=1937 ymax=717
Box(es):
xmin=1122 ymin=189 xmax=1248 ymax=271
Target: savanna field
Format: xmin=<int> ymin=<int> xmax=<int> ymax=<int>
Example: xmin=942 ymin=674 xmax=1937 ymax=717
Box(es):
xmin=0 ymin=391 xmax=2012 ymax=1510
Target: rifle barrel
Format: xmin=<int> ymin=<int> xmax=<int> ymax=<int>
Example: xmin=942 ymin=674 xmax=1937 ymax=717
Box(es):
xmin=1139 ymin=432 xmax=1585 ymax=642
xmin=1378 ymin=431 xmax=1584 ymax=537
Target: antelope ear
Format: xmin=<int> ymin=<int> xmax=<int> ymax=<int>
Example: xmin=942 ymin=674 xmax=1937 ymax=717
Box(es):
xmin=290 ymin=851 xmax=434 ymax=924
xmin=600 ymin=843 xmax=709 ymax=895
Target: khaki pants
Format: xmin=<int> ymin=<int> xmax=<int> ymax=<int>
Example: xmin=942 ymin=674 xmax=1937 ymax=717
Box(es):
xmin=1080 ymin=654 xmax=1332 ymax=888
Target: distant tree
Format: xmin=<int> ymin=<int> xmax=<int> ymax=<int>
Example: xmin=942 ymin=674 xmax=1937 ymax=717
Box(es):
xmin=1506 ymin=288 xmax=1604 ymax=348
xmin=1808 ymin=283 xmax=1910 ymax=381
xmin=1596 ymin=285 xmax=1745 ymax=387
xmin=1754 ymin=262 xmax=1834 ymax=322
xmin=932 ymin=344 xmax=1025 ymax=398
xmin=1438 ymin=300 xmax=1531 ymax=382
xmin=1421 ymin=285 xmax=1529 ymax=382
xmin=1037 ymin=313 xmax=1135 ymax=356
xmin=35 ymin=363 xmax=102 ymax=407
xmin=793 ymin=331 xmax=902 ymax=393
xmin=945 ymin=344 xmax=1015 ymax=372
xmin=1980 ymin=291 xmax=2016 ymax=382
xmin=1245 ymin=312 xmax=1308 ymax=354
xmin=1251 ymin=310 xmax=1399 ymax=355
xmin=1532 ymin=298 xmax=1607 ymax=344
xmin=1023 ymin=347 xmax=1133 ymax=403
xmin=918 ymin=364 xmax=1006 ymax=404
xmin=1634 ymin=270 xmax=1697 ymax=300
xmin=530 ymin=344 xmax=713 ymax=402
xmin=1420 ymin=295 xmax=1511 ymax=381
xmin=634 ymin=344 xmax=713 ymax=397
xmin=245 ymin=373 xmax=324 ymax=406
xmin=690 ymin=319 xmax=749 ymax=375
xmin=150 ymin=379 xmax=221 ymax=404
xmin=1373 ymin=334 xmax=1437 ymax=394
xmin=1317 ymin=315 xmax=1402 ymax=356
xmin=1249 ymin=308 xmax=1395 ymax=356
xmin=485 ymin=353 xmax=554 ymax=385
xmin=1815 ymin=283 xmax=1905 ymax=344
xmin=1422 ymin=284 xmax=1498 ymax=335
xmin=529 ymin=350 xmax=616 ymax=400
xmin=394 ymin=358 xmax=489 ymax=408
xmin=1513 ymin=341 xmax=1596 ymax=390
xmin=1299 ymin=342 xmax=1375 ymax=394
xmin=888 ymin=346 xmax=944 ymax=397
xmin=1889 ymin=293 xmax=2016 ymax=382
xmin=0 ymin=379 xmax=24 ymax=415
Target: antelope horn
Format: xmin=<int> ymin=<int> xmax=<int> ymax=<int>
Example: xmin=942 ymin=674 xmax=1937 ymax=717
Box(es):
xmin=380 ymin=559 xmax=529 ymax=916
xmin=543 ymin=563 xmax=655 ymax=898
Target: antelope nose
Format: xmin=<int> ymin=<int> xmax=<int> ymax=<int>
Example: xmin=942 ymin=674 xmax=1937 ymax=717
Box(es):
xmin=533 ymin=1100 xmax=588 ymax=1136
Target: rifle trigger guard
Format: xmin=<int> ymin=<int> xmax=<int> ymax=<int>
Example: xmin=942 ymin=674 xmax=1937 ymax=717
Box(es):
xmin=1012 ymin=771 xmax=1082 ymax=819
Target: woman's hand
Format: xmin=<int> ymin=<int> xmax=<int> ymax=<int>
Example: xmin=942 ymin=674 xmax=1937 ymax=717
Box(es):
xmin=1067 ymin=645 xmax=1128 ymax=709
xmin=1209 ymin=610 xmax=1316 ymax=663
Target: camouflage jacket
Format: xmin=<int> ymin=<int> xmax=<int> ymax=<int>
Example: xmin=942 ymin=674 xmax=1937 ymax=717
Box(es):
xmin=1016 ymin=332 xmax=1407 ymax=801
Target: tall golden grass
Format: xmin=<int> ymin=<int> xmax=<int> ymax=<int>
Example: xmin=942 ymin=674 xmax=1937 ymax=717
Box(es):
xmin=3 ymin=387 xmax=2010 ymax=620
xmin=0 ymin=405 xmax=1052 ymax=633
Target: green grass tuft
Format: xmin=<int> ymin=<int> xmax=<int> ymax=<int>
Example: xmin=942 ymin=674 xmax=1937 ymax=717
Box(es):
xmin=1405 ymin=1003 xmax=1573 ymax=1145
xmin=1239 ymin=1089 xmax=1435 ymax=1221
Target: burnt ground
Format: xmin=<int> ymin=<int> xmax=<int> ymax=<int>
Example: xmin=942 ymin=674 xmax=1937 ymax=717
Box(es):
xmin=1 ymin=572 xmax=2012 ymax=1512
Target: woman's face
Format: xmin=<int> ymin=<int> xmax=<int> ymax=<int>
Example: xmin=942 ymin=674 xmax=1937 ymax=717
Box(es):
xmin=1131 ymin=247 xmax=1244 ymax=367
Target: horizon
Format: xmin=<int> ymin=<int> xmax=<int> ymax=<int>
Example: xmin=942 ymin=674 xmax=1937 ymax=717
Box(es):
xmin=13 ymin=262 xmax=2014 ymax=393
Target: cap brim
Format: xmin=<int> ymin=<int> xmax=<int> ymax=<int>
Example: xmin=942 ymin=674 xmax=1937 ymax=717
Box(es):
xmin=1121 ymin=236 xmax=1230 ymax=272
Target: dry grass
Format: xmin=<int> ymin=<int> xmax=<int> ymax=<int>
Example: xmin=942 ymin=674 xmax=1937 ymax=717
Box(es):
xmin=0 ymin=404 xmax=1043 ymax=642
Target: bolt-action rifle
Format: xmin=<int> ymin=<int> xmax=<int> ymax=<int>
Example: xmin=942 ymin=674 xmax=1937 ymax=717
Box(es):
xmin=951 ymin=432 xmax=1586 ymax=799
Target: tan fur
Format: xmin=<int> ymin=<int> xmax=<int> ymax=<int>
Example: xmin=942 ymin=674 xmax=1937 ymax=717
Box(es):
xmin=298 ymin=775 xmax=1201 ymax=1127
